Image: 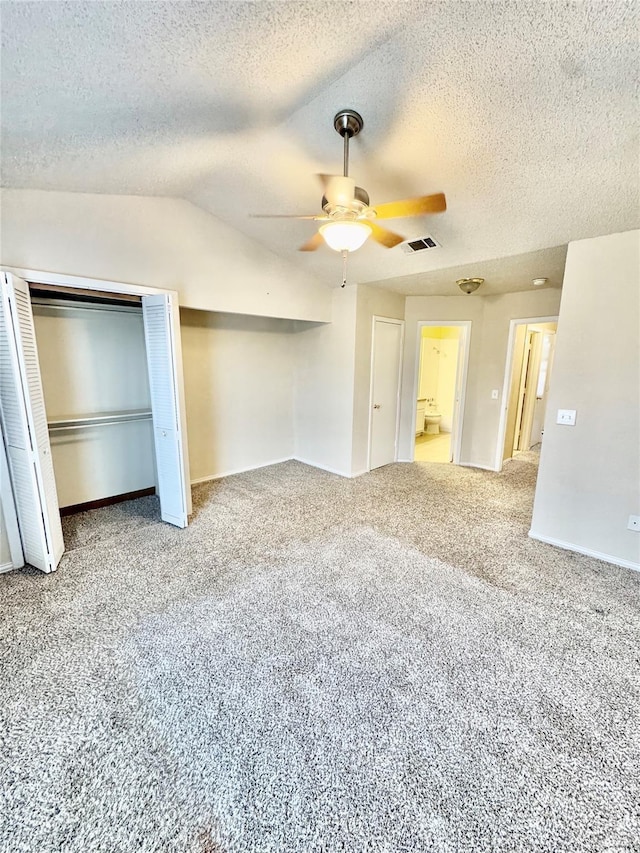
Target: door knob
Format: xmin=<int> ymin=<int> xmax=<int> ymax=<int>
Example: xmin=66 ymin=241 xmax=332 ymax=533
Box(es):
xmin=373 ymin=404 xmax=381 ymax=409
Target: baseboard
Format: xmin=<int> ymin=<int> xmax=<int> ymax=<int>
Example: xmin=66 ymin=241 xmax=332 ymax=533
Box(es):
xmin=60 ymin=487 xmax=156 ymax=516
xmin=292 ymin=457 xmax=352 ymax=478
xmin=457 ymin=461 xmax=500 ymax=472
xmin=528 ymin=531 xmax=640 ymax=572
xmin=191 ymin=457 xmax=294 ymax=485
xmin=0 ymin=562 xmax=14 ymax=574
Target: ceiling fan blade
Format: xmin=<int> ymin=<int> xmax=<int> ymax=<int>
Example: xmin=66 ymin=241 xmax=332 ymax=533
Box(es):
xmin=373 ymin=192 xmax=447 ymax=219
xmin=250 ymin=214 xmax=323 ymax=220
xmin=299 ymin=231 xmax=325 ymax=252
xmin=368 ymin=221 xmax=405 ymax=248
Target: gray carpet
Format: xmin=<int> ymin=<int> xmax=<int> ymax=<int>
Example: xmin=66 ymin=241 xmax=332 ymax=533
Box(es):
xmin=1 ymin=455 xmax=639 ymax=852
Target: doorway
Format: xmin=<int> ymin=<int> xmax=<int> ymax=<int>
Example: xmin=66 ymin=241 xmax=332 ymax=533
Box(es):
xmin=498 ymin=317 xmax=558 ymax=468
xmin=413 ymin=322 xmax=470 ymax=464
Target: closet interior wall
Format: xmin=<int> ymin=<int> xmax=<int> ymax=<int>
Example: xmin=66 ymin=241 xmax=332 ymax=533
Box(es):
xmin=31 ymin=290 xmax=157 ymax=509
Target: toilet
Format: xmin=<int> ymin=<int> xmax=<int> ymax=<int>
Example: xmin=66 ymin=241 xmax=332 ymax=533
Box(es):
xmin=424 ymin=411 xmax=442 ymax=435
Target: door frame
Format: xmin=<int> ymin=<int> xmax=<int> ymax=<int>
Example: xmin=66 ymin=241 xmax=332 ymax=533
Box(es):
xmin=1 ymin=266 xmax=192 ymax=515
xmin=367 ymin=315 xmax=405 ymax=472
xmin=411 ymin=320 xmax=471 ymax=465
xmin=0 ymin=420 xmax=24 ymax=572
xmin=494 ymin=315 xmax=559 ymax=472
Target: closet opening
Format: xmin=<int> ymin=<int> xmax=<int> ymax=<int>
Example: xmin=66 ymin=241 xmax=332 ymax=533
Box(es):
xmin=30 ymin=285 xmax=158 ymax=517
xmin=1 ymin=270 xmax=191 ymax=574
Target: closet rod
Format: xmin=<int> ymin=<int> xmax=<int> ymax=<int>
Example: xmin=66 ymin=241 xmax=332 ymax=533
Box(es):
xmin=31 ymin=298 xmax=141 ymax=315
xmin=48 ymin=411 xmax=152 ymax=433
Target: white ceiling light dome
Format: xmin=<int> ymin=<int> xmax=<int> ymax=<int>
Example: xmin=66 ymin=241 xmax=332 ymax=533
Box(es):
xmin=319 ymin=220 xmax=372 ymax=252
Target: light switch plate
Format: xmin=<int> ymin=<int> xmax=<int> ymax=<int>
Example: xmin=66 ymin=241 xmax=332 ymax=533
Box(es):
xmin=491 ymin=389 xmax=499 ymax=400
xmin=557 ymin=409 xmax=577 ymax=425
xmin=628 ymin=515 xmax=640 ymax=532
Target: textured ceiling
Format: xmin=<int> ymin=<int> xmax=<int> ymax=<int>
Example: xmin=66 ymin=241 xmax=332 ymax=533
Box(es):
xmin=2 ymin=1 xmax=638 ymax=295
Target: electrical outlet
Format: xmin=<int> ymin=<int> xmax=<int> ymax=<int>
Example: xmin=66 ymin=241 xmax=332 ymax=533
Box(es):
xmin=628 ymin=515 xmax=640 ymax=532
xmin=557 ymin=409 xmax=577 ymax=426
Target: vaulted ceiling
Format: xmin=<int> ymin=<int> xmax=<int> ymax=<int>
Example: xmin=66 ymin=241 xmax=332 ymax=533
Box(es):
xmin=2 ymin=1 xmax=638 ymax=295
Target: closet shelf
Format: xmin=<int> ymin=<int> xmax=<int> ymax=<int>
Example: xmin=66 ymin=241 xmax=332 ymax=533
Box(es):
xmin=48 ymin=410 xmax=153 ymax=433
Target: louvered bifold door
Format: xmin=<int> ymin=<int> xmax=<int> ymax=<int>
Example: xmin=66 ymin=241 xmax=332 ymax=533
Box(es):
xmin=0 ymin=272 xmax=64 ymax=572
xmin=142 ymin=294 xmax=188 ymax=528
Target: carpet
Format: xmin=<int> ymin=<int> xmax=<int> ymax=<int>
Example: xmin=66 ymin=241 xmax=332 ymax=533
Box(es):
xmin=1 ymin=455 xmax=639 ymax=852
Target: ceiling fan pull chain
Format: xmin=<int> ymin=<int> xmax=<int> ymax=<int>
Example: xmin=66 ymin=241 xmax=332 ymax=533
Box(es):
xmin=342 ymin=250 xmax=348 ymax=287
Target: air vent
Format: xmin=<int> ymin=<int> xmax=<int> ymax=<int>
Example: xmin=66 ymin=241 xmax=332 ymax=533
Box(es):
xmin=401 ymin=235 xmax=441 ymax=254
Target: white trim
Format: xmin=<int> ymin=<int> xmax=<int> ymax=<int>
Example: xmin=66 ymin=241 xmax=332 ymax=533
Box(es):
xmin=293 ymin=457 xmax=352 ymax=478
xmin=0 ymin=562 xmax=14 ymax=574
xmin=191 ymin=456 xmax=294 ymax=484
xmin=457 ymin=461 xmax=498 ymax=472
xmin=2 ymin=266 xmax=192 ymax=518
xmin=367 ymin=316 xmax=405 ymax=472
xmin=0 ymin=422 xmax=24 ymax=568
xmin=495 ymin=315 xmax=559 ymax=472
xmin=529 ymin=530 xmax=640 ymax=572
xmin=411 ymin=321 xmax=471 ymax=465
xmin=3 ymin=267 xmax=174 ymax=299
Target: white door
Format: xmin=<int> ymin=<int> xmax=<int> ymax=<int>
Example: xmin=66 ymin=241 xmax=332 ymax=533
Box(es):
xmin=142 ymin=294 xmax=189 ymax=528
xmin=0 ymin=272 xmax=64 ymax=572
xmin=369 ymin=318 xmax=404 ymax=470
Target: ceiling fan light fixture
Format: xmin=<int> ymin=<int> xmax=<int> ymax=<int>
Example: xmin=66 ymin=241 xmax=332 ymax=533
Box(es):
xmin=319 ymin=220 xmax=372 ymax=252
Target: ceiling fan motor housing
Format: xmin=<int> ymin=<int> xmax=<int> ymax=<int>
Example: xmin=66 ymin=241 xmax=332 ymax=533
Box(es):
xmin=322 ymin=185 xmax=370 ymax=217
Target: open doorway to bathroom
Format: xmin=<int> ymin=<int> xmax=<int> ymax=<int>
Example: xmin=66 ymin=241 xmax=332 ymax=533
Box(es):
xmin=498 ymin=318 xmax=558 ymax=468
xmin=414 ymin=322 xmax=470 ymax=464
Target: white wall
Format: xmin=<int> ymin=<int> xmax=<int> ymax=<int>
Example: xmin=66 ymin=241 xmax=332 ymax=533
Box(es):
xmin=180 ymin=308 xmax=296 ymax=481
xmin=32 ymin=300 xmax=155 ymax=507
xmin=0 ymin=189 xmax=332 ymax=323
xmin=400 ymin=289 xmax=563 ymax=467
xmin=531 ymin=230 xmax=640 ymax=569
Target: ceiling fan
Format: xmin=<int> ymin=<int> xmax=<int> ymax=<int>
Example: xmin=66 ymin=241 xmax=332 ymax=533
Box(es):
xmin=252 ymin=109 xmax=447 ymax=259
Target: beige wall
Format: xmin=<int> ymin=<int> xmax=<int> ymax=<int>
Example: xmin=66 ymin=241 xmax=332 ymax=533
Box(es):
xmin=0 ymin=189 xmax=332 ymax=323
xmin=293 ymin=287 xmax=358 ymax=476
xmin=181 ymin=309 xmax=296 ymax=481
xmin=400 ymin=289 xmax=562 ymax=467
xmin=531 ymin=230 xmax=640 ymax=569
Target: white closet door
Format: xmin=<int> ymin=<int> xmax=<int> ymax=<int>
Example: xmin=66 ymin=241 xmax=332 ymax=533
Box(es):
xmin=0 ymin=272 xmax=64 ymax=572
xmin=142 ymin=294 xmax=189 ymax=528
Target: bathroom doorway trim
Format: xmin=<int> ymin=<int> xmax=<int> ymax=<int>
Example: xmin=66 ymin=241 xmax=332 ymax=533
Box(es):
xmin=411 ymin=320 xmax=471 ymax=465
xmin=494 ymin=315 xmax=559 ymax=472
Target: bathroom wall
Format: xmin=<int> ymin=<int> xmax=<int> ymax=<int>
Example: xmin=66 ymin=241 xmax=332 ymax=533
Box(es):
xmin=417 ymin=327 xmax=461 ymax=432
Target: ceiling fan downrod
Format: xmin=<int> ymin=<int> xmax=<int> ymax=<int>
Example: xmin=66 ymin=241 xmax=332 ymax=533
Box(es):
xmin=333 ymin=109 xmax=364 ymax=178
